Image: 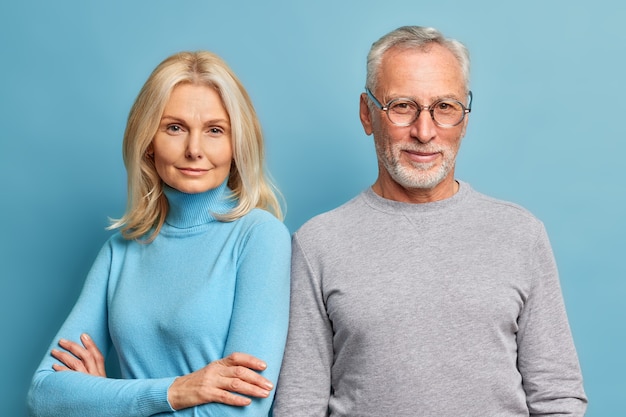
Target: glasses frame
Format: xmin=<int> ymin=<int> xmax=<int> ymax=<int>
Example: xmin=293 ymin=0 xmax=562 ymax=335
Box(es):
xmin=365 ymin=87 xmax=473 ymax=128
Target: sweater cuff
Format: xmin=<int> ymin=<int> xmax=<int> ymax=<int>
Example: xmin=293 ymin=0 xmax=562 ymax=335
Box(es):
xmin=135 ymin=377 xmax=177 ymax=414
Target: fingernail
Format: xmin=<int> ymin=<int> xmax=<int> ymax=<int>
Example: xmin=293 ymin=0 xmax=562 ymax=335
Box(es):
xmin=81 ymin=333 xmax=90 ymax=341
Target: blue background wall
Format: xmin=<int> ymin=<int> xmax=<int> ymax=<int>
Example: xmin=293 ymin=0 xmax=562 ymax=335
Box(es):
xmin=2 ymin=1 xmax=624 ymax=415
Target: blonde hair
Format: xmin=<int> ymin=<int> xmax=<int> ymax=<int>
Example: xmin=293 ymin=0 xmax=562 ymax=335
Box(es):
xmin=109 ymin=51 xmax=283 ymax=242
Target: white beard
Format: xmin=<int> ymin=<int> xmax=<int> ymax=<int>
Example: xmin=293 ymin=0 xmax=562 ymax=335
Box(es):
xmin=376 ymin=140 xmax=457 ymax=190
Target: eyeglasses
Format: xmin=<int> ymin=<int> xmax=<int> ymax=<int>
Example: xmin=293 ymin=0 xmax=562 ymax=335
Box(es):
xmin=365 ymin=87 xmax=472 ymax=127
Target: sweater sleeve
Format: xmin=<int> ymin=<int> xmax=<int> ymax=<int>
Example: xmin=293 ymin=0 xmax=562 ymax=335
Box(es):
xmin=516 ymin=224 xmax=587 ymax=416
xmin=272 ymin=232 xmax=334 ymax=417
xmin=27 ymin=239 xmax=175 ymax=417
xmin=193 ymin=217 xmax=292 ymax=417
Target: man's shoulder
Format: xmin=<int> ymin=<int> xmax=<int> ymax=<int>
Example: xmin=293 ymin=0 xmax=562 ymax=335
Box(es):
xmin=295 ymin=191 xmax=367 ymax=238
xmin=464 ymin=184 xmax=545 ymax=235
xmin=470 ymin=187 xmax=539 ymax=221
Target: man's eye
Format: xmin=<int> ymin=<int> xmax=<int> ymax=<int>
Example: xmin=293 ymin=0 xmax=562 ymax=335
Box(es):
xmin=436 ymin=101 xmax=460 ymax=112
xmin=390 ymin=101 xmax=417 ymax=114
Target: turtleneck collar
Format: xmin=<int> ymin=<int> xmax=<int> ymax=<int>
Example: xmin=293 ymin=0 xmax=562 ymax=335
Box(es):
xmin=163 ymin=179 xmax=236 ymax=229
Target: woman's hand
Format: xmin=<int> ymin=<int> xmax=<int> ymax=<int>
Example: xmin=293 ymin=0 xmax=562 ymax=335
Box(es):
xmin=51 ymin=333 xmax=106 ymax=377
xmin=168 ymin=352 xmax=273 ymax=410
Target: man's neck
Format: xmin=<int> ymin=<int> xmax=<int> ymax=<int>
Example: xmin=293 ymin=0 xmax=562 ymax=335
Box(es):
xmin=371 ymin=177 xmax=459 ymax=204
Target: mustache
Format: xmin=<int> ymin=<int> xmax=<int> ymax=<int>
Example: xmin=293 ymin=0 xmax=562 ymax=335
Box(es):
xmin=394 ymin=143 xmax=445 ymax=153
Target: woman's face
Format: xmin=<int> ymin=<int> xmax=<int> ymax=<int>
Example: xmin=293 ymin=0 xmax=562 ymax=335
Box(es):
xmin=150 ymin=83 xmax=233 ymax=194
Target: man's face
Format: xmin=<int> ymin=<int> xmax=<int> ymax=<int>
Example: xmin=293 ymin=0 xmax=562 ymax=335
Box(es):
xmin=360 ymin=44 xmax=469 ymax=202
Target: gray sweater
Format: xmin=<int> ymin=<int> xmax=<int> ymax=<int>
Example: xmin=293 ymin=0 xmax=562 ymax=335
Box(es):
xmin=273 ymin=182 xmax=587 ymax=417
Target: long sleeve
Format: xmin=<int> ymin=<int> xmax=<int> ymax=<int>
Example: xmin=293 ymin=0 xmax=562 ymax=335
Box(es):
xmin=28 ymin=203 xmax=292 ymax=417
xmin=196 ymin=217 xmax=292 ymax=416
xmin=271 ymin=185 xmax=586 ymax=416
xmin=517 ymin=225 xmax=587 ymax=416
xmin=272 ymin=233 xmax=333 ymax=417
xmin=27 ymin=241 xmax=175 ymax=417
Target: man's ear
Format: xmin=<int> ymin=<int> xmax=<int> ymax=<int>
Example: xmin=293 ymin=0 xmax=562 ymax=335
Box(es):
xmin=359 ymin=93 xmax=374 ymax=136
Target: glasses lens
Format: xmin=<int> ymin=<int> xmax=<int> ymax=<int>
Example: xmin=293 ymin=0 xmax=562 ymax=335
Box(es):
xmin=433 ymin=100 xmax=465 ymax=126
xmin=388 ymin=100 xmax=419 ymax=125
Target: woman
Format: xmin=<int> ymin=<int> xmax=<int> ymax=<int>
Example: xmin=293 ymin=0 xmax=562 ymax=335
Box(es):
xmin=27 ymin=51 xmax=291 ymax=416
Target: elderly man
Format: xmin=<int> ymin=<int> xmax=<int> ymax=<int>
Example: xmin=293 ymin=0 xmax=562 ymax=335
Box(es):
xmin=273 ymin=26 xmax=587 ymax=416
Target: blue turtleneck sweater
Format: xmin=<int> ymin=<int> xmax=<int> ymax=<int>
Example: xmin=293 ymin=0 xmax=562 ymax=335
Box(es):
xmin=28 ymin=180 xmax=291 ymax=416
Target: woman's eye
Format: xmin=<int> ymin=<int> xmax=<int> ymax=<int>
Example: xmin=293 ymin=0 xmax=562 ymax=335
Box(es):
xmin=208 ymin=127 xmax=225 ymax=135
xmin=166 ymin=124 xmax=183 ymax=133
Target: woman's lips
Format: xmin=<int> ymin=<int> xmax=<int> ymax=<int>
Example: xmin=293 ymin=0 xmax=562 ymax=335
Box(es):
xmin=178 ymin=167 xmax=209 ymax=176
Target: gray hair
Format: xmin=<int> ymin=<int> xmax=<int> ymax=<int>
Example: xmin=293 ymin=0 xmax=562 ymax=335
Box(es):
xmin=365 ymin=26 xmax=471 ymax=93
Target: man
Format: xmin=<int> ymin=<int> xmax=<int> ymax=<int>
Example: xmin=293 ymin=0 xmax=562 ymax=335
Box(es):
xmin=273 ymin=26 xmax=587 ymax=416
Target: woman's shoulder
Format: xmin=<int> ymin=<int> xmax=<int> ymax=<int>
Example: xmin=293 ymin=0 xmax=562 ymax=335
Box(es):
xmin=101 ymin=230 xmax=143 ymax=252
xmin=237 ymin=209 xmax=291 ymax=240
xmin=240 ymin=208 xmax=285 ymax=225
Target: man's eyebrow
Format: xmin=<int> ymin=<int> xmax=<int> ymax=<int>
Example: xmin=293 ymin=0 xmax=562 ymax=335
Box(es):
xmin=384 ymin=93 xmax=462 ymax=104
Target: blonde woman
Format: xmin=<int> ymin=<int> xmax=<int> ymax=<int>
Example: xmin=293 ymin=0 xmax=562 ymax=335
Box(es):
xmin=27 ymin=51 xmax=291 ymax=416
